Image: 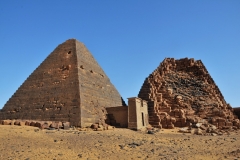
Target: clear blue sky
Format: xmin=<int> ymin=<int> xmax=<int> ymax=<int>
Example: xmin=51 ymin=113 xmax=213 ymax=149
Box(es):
xmin=0 ymin=0 xmax=239 ymax=109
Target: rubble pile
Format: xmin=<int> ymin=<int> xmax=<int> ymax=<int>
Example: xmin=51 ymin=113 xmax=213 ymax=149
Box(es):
xmin=179 ymin=120 xmax=239 ymax=136
xmin=138 ymin=58 xmax=239 ymax=129
xmin=0 ymin=119 xmax=115 ymax=131
xmin=0 ymin=119 xmax=70 ymax=130
xmin=90 ymin=123 xmax=115 ymax=131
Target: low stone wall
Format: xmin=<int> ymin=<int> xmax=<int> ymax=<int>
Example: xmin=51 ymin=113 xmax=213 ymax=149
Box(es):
xmin=106 ymin=106 xmax=128 ymax=128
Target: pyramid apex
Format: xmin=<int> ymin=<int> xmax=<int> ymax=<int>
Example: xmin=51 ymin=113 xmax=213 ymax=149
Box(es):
xmin=0 ymin=38 xmax=124 ymax=127
xmin=61 ymin=38 xmax=83 ymax=44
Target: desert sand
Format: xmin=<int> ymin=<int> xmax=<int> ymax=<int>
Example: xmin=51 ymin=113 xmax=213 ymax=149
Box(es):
xmin=0 ymin=125 xmax=240 ymax=160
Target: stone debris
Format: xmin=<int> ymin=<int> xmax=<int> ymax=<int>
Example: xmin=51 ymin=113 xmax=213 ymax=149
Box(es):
xmin=128 ymin=142 xmax=142 ymax=148
xmin=138 ymin=58 xmax=239 ymax=129
xmin=179 ymin=120 xmax=238 ymax=136
xmin=146 ymin=126 xmax=160 ymax=134
xmin=147 ymin=130 xmax=154 ymax=134
xmin=0 ymin=119 xmax=116 ymax=132
xmin=0 ymin=119 xmax=69 ymax=130
xmin=90 ymin=123 xmax=115 ymax=131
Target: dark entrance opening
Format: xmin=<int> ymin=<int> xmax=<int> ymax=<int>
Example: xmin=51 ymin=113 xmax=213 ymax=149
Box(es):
xmin=142 ymin=112 xmax=145 ymax=126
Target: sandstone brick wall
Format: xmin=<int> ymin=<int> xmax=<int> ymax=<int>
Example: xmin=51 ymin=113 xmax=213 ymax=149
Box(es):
xmin=0 ymin=40 xmax=81 ymax=126
xmin=0 ymin=39 xmax=124 ymax=127
xmin=138 ymin=58 xmax=238 ymax=129
xmin=106 ymin=106 xmax=128 ymax=128
xmin=128 ymin=97 xmax=149 ymax=130
xmin=76 ymin=41 xmax=124 ymax=126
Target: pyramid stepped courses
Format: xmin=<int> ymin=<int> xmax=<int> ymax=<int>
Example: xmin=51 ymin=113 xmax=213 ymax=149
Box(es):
xmin=138 ymin=58 xmax=239 ymax=129
xmin=75 ymin=41 xmax=124 ymax=126
xmin=0 ymin=39 xmax=124 ymax=127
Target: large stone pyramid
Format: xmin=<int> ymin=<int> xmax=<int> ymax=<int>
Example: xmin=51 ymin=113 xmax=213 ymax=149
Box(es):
xmin=0 ymin=39 xmax=124 ymax=127
xmin=138 ymin=58 xmax=238 ymax=129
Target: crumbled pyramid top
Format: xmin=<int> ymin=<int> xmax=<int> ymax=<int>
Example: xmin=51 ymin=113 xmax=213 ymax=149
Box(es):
xmin=138 ymin=58 xmax=238 ymax=129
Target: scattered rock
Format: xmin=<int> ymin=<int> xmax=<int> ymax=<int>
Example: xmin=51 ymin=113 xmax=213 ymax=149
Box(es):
xmin=195 ymin=123 xmax=202 ymax=128
xmin=147 ymin=130 xmax=154 ymax=134
xmin=211 ymin=133 xmax=218 ymax=136
xmin=119 ymin=144 xmax=125 ymax=149
xmin=91 ymin=124 xmax=98 ymax=129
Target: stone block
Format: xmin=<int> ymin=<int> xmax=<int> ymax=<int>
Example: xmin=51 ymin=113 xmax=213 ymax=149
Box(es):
xmin=35 ymin=122 xmax=43 ymax=128
xmin=167 ymin=123 xmax=174 ymax=129
xmin=50 ymin=122 xmax=61 ymax=129
xmin=14 ymin=120 xmax=21 ymax=125
xmin=212 ymin=122 xmax=218 ymax=127
xmin=40 ymin=123 xmax=50 ymax=129
xmin=217 ymin=118 xmax=226 ymax=123
xmin=200 ymin=125 xmax=207 ymax=130
xmin=225 ymin=122 xmax=233 ymax=126
xmin=2 ymin=120 xmax=11 ymax=125
xmin=218 ymin=122 xmax=225 ymax=127
xmin=63 ymin=122 xmax=70 ymax=130
xmin=91 ymin=124 xmax=98 ymax=129
xmin=30 ymin=122 xmax=36 ymax=126
xmin=10 ymin=120 xmax=15 ymax=125
xmin=19 ymin=122 xmax=25 ymax=126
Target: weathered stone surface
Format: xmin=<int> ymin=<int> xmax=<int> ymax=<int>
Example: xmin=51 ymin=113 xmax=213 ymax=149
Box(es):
xmin=106 ymin=106 xmax=128 ymax=128
xmin=10 ymin=120 xmax=15 ymax=125
xmin=25 ymin=121 xmax=30 ymax=126
xmin=19 ymin=121 xmax=25 ymax=126
xmin=91 ymin=124 xmax=99 ymax=129
xmin=63 ymin=122 xmax=70 ymax=130
xmin=35 ymin=122 xmax=43 ymax=128
xmin=128 ymin=97 xmax=149 ymax=130
xmin=138 ymin=58 xmax=238 ymax=129
xmin=2 ymin=120 xmax=11 ymax=125
xmin=0 ymin=39 xmax=125 ymax=127
xmin=14 ymin=120 xmax=20 ymax=125
xmin=40 ymin=123 xmax=50 ymax=129
xmin=50 ymin=122 xmax=61 ymax=129
xmin=30 ymin=122 xmax=36 ymax=126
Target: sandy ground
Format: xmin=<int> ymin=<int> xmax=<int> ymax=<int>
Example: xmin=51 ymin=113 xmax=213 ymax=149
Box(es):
xmin=0 ymin=125 xmax=240 ymax=160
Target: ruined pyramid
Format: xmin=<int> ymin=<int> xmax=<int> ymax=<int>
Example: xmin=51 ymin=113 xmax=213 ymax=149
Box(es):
xmin=138 ymin=58 xmax=239 ymax=129
xmin=0 ymin=39 xmax=124 ymax=127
